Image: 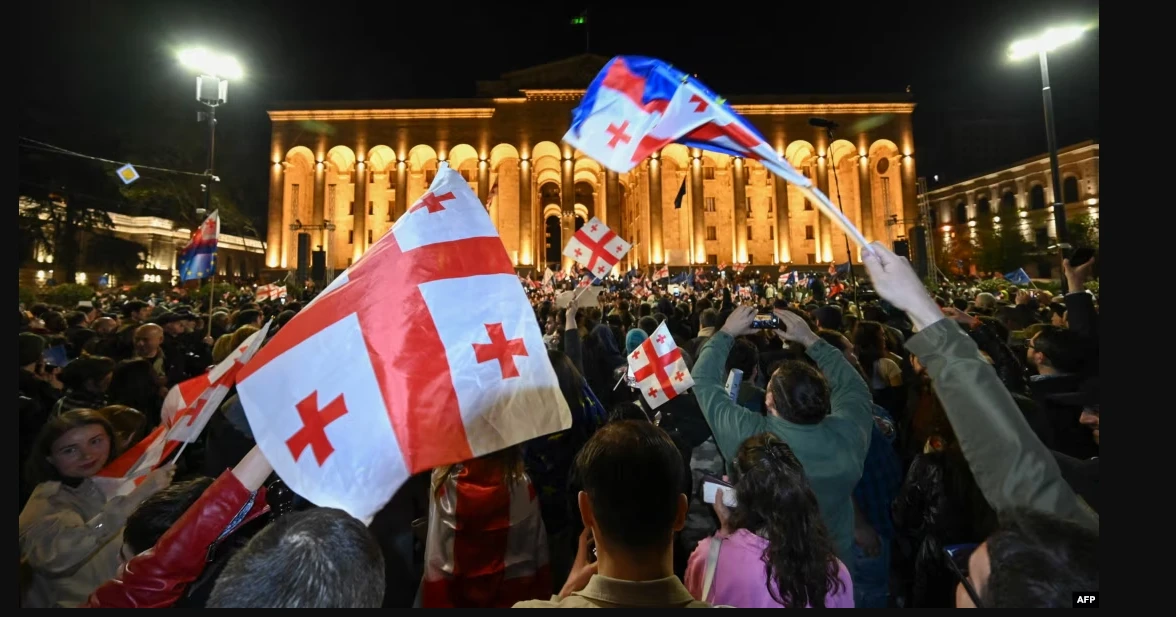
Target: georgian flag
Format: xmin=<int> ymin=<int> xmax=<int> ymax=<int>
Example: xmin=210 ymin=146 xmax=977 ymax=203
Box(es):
xmin=653 ymin=266 xmax=669 ymax=281
xmin=236 ymin=163 xmax=571 ymax=524
xmin=627 ymin=321 xmax=694 ymax=410
xmin=563 ymin=56 xmax=869 ymax=250
xmin=562 ymin=217 xmax=631 ymax=278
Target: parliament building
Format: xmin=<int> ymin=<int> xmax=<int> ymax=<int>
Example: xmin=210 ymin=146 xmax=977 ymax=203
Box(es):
xmin=265 ymin=55 xmax=918 ymax=278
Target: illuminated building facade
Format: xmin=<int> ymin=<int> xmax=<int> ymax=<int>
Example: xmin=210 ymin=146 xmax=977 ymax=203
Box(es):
xmin=18 ymin=197 xmax=265 ymax=289
xmin=265 ymin=55 xmax=918 ymax=276
xmin=926 ymin=140 xmax=1099 ymax=276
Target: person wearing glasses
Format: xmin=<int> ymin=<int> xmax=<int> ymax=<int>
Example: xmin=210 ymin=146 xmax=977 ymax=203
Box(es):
xmin=862 ymin=242 xmax=1097 ymax=607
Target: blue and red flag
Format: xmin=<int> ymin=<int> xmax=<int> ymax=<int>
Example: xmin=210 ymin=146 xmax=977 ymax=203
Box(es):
xmin=178 ymin=210 xmax=220 ymax=282
xmin=564 ymin=56 xmax=869 ymax=249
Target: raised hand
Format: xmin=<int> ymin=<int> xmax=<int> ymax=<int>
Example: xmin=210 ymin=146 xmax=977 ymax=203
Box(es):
xmin=862 ymin=241 xmax=943 ymax=331
xmin=720 ymin=306 xmax=757 ymax=337
xmin=772 ymin=308 xmax=819 ymax=347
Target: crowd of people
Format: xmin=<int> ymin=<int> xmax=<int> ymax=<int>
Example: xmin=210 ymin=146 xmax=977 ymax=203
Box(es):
xmin=17 ymin=242 xmax=1098 ymax=608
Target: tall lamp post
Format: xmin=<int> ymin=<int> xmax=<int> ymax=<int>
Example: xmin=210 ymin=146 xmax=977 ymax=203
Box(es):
xmin=178 ymin=48 xmax=243 ymax=218
xmin=1008 ymin=25 xmax=1089 ymax=291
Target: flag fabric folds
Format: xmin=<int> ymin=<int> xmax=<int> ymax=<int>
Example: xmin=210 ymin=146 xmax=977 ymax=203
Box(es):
xmin=562 ymin=217 xmax=632 ymax=278
xmin=95 ymin=323 xmax=271 ymax=498
xmin=235 ymin=163 xmax=571 ymax=524
xmin=178 ymin=210 xmax=220 ymax=282
xmin=627 ymin=321 xmax=694 ymax=410
xmin=563 ymin=56 xmax=869 ymax=249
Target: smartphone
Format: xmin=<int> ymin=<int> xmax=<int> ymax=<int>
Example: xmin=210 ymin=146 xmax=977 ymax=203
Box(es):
xmin=1068 ymin=247 xmax=1095 ymax=268
xmin=701 ymin=475 xmax=738 ymax=508
xmin=751 ymin=314 xmax=780 ymax=329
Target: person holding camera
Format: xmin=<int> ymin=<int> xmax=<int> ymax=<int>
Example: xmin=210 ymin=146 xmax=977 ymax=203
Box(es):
xmin=693 ymin=304 xmax=875 ymax=579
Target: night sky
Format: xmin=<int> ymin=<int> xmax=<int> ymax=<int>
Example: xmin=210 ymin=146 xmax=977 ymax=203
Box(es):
xmin=20 ymin=0 xmax=1099 ymax=229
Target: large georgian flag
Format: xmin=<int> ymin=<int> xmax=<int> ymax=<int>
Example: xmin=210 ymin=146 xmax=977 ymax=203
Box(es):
xmin=627 ymin=321 xmax=695 ymax=410
xmin=236 ymin=163 xmax=571 ymax=523
xmin=562 ymin=217 xmax=631 ymax=277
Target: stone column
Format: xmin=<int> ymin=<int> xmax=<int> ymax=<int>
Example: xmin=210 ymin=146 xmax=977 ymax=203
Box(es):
xmin=519 ymin=158 xmax=532 ymax=267
xmin=395 ymin=161 xmax=408 ymax=220
xmin=732 ymin=157 xmax=747 ymax=263
xmin=312 ymin=163 xmax=326 ymax=250
xmin=561 ymin=157 xmax=575 ymax=270
xmin=353 ymin=163 xmax=368 ymax=262
xmin=816 ymin=157 xmax=831 ymax=262
xmin=478 ymin=159 xmax=491 ymax=226
xmin=266 ymin=163 xmax=284 ymax=268
xmin=901 ymin=155 xmax=918 ymax=240
xmin=606 ymin=169 xmax=621 ymax=231
xmin=857 ymin=156 xmax=874 ymax=244
xmin=774 ymin=176 xmax=791 ymax=263
xmin=690 ymin=154 xmax=705 ymax=264
xmin=312 ymin=163 xmax=326 ymax=226
xmin=646 ymin=158 xmax=663 ymax=263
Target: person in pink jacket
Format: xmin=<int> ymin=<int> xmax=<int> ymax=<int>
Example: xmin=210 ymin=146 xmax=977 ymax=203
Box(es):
xmin=685 ymin=433 xmax=854 ymax=608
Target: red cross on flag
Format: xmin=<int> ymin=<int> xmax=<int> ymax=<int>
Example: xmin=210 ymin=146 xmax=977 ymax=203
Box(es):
xmin=627 ymin=321 xmax=694 ymax=409
xmin=733 ymin=263 xmax=746 ymax=273
xmin=235 ymin=163 xmax=571 ymax=523
xmin=562 ymin=217 xmax=631 ymax=278
xmin=653 ymin=266 xmax=669 ymax=281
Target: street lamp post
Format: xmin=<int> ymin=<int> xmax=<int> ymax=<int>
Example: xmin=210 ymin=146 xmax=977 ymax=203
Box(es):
xmin=1009 ymin=25 xmax=1089 ymax=292
xmin=178 ymin=48 xmax=243 ymax=218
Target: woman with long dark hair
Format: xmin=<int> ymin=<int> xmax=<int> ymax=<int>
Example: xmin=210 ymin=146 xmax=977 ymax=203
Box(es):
xmin=685 ymin=433 xmax=853 ymax=608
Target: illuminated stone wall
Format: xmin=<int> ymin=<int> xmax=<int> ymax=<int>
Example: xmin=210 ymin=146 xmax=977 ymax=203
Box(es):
xmin=266 ymin=56 xmax=918 ymax=274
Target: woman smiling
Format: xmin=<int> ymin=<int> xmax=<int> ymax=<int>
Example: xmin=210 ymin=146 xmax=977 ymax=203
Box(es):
xmin=19 ymin=409 xmax=174 ymax=608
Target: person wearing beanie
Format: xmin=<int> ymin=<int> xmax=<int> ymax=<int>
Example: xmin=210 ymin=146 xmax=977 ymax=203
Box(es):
xmin=625 ymin=328 xmax=649 ymax=356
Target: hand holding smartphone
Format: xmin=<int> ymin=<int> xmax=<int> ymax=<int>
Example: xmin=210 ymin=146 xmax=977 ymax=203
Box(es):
xmin=701 ymin=476 xmax=738 ymax=508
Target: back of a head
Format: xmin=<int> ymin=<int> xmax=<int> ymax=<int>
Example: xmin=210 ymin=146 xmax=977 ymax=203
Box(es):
xmin=976 ymin=292 xmax=997 ymax=310
xmin=234 ymin=309 xmax=262 ymax=330
xmin=766 ymin=360 xmax=830 ymax=425
xmin=637 ymin=315 xmax=658 ymax=335
xmin=208 ymin=507 xmax=385 ymax=608
xmin=699 ymin=308 xmax=719 ymax=329
xmin=574 ymin=420 xmax=684 ymax=551
xmin=813 ymin=305 xmax=843 ymax=332
xmin=982 ymin=509 xmax=1098 ymax=608
xmin=726 ymin=338 xmax=759 ymax=377
xmin=124 ymin=477 xmax=215 ymax=554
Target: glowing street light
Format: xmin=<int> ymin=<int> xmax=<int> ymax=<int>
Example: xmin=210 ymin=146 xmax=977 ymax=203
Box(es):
xmin=1008 ymin=24 xmax=1092 ymax=291
xmin=1007 ymin=26 xmax=1087 ymax=61
xmin=177 ymin=47 xmax=243 ymax=218
xmin=178 ymin=47 xmax=243 ymax=80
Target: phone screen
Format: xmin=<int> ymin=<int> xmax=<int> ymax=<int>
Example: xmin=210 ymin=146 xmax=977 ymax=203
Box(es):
xmin=1068 ymin=247 xmax=1095 ymax=268
xmin=701 ymin=478 xmax=738 ymax=508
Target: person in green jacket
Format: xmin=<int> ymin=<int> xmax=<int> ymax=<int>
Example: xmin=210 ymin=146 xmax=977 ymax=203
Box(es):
xmin=694 ymin=305 xmax=875 ymax=573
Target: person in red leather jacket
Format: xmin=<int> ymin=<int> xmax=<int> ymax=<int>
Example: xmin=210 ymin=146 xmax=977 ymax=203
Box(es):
xmin=81 ymin=446 xmax=273 ymax=608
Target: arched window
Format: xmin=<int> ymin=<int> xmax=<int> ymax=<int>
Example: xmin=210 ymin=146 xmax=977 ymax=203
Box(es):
xmin=954 ymin=202 xmax=968 ymax=225
xmin=1030 ymin=185 xmax=1046 ymax=210
xmin=1063 ymin=176 xmax=1080 ymax=204
xmin=976 ymin=197 xmax=991 ymax=217
xmin=1001 ymin=191 xmax=1017 ymax=215
xmin=544 ymin=216 xmax=562 ymax=265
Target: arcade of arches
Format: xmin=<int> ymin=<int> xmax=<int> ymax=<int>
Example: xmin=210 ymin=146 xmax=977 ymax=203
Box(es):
xmin=265 ymin=80 xmax=917 ymax=278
